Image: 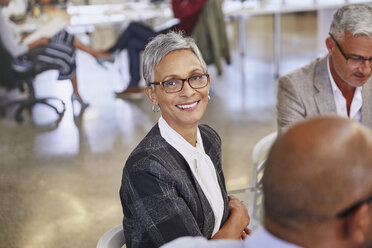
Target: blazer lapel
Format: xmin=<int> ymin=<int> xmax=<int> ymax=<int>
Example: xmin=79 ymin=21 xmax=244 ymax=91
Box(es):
xmin=313 ymin=57 xmax=337 ymax=115
xmin=361 ymin=77 xmax=372 ymax=127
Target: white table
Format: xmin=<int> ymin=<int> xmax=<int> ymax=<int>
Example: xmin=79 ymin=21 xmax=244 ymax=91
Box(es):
xmin=66 ymin=1 xmax=178 ymax=48
xmin=223 ymin=0 xmax=372 ymax=78
xmin=66 ymin=1 xmax=176 ymax=30
xmin=16 ymin=2 xmax=178 ymax=49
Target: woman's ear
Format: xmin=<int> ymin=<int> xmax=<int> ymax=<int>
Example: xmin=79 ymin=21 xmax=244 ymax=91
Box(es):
xmin=145 ymin=86 xmax=157 ymax=104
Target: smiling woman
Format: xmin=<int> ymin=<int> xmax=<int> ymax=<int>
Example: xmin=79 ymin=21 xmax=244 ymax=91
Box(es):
xmin=119 ymin=32 xmax=250 ymax=248
xmin=146 ymin=49 xmax=210 ymax=145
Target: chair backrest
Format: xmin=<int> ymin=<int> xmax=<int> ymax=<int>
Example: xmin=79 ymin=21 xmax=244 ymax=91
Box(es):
xmin=251 ymin=132 xmax=277 ymax=188
xmin=96 ymin=224 xmax=126 ymax=248
xmin=0 ymin=32 xmax=17 ymax=90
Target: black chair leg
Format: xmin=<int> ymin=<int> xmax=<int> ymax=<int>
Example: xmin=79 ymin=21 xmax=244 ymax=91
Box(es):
xmin=38 ymin=97 xmax=66 ymax=116
xmin=1 ymin=78 xmax=66 ymax=123
xmin=0 ymin=106 xmax=5 ymax=117
xmin=15 ymin=104 xmax=26 ymax=122
xmin=13 ymin=97 xmax=66 ymax=123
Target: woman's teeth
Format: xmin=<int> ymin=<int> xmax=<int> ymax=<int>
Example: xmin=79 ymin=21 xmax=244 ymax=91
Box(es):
xmin=177 ymin=102 xmax=198 ymax=109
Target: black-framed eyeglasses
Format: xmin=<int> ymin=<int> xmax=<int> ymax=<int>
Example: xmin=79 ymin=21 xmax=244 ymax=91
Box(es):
xmin=329 ymin=33 xmax=372 ymax=68
xmin=148 ymin=74 xmax=210 ymax=93
xmin=336 ymin=195 xmax=372 ymax=218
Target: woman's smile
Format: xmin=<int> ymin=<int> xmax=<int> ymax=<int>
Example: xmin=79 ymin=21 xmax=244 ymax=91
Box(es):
xmin=176 ymin=100 xmax=200 ymax=110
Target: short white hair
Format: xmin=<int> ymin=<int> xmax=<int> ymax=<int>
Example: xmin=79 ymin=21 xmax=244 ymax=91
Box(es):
xmin=142 ymin=31 xmax=207 ymax=86
xmin=330 ymin=3 xmax=372 ymax=40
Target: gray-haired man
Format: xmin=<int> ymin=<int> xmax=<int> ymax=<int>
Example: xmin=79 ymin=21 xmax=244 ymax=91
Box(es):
xmin=277 ymin=3 xmax=372 ymax=134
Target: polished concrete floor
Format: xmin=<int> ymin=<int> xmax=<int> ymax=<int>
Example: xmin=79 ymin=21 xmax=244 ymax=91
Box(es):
xmin=1 ymin=12 xmax=324 ymax=248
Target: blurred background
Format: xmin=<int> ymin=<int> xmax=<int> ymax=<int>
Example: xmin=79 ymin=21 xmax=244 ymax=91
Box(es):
xmin=0 ymin=0 xmax=371 ymax=247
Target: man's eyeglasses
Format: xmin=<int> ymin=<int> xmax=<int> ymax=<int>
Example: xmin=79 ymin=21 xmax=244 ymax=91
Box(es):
xmin=336 ymin=195 xmax=372 ymax=218
xmin=148 ymin=74 xmax=209 ymax=93
xmin=329 ymin=33 xmax=372 ymax=68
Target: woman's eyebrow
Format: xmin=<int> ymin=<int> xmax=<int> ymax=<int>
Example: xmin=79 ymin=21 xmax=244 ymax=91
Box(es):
xmin=160 ymin=69 xmax=204 ymax=81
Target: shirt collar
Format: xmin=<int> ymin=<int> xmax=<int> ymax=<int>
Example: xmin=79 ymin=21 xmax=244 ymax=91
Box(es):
xmin=158 ymin=116 xmax=204 ymax=159
xmin=327 ymin=56 xmax=363 ymax=121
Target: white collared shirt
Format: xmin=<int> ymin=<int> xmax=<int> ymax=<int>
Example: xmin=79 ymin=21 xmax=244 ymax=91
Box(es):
xmin=327 ymin=56 xmax=362 ymax=122
xmin=158 ymin=116 xmax=224 ymax=236
xmin=161 ymin=227 xmax=303 ymax=248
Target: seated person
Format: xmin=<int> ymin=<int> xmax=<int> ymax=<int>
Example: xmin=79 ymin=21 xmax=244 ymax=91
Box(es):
xmin=99 ymin=0 xmax=208 ymax=99
xmin=277 ymin=3 xmax=372 ymax=134
xmin=0 ymin=0 xmax=106 ymax=108
xmin=162 ymin=116 xmax=372 ymax=248
xmin=119 ymin=32 xmax=250 ymax=248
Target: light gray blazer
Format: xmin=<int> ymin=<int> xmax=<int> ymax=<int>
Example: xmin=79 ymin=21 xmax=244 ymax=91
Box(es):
xmin=277 ymin=56 xmax=372 ymax=134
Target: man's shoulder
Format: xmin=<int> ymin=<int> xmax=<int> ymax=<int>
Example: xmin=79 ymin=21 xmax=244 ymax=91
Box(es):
xmin=243 ymin=227 xmax=303 ymax=248
xmin=161 ymin=236 xmax=244 ymax=248
xmin=278 ymin=57 xmax=328 ymax=96
xmin=279 ymin=57 xmax=325 ymax=83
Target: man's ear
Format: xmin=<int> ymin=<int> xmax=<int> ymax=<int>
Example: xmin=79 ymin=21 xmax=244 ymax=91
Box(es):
xmin=145 ymin=86 xmax=157 ymax=104
xmin=325 ymin=37 xmax=334 ymax=53
xmin=345 ymin=204 xmax=371 ymax=245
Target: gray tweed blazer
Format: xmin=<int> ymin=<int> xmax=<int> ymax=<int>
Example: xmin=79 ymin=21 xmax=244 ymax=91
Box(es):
xmin=120 ymin=123 xmax=229 ymax=248
xmin=277 ymin=56 xmax=372 ymax=134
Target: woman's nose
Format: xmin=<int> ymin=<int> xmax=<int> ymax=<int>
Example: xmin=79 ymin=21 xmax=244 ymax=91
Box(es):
xmin=180 ymin=80 xmax=195 ymax=96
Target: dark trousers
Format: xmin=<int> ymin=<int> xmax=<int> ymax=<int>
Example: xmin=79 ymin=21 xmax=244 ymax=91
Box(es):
xmin=108 ymin=22 xmax=166 ymax=88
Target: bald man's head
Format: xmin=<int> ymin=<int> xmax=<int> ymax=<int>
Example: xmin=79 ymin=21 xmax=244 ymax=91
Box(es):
xmin=263 ymin=116 xmax=372 ymax=228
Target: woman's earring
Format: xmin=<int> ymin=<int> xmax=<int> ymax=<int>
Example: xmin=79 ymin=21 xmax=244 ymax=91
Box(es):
xmin=152 ymin=104 xmax=160 ymax=113
xmin=208 ymin=95 xmax=211 ymax=100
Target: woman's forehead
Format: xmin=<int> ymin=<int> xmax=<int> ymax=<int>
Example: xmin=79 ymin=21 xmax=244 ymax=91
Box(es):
xmin=154 ymin=50 xmax=202 ymax=78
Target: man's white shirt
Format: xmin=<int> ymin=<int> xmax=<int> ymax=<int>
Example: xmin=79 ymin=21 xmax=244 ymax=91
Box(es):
xmin=161 ymin=227 xmax=303 ymax=248
xmin=327 ymin=56 xmax=362 ymax=122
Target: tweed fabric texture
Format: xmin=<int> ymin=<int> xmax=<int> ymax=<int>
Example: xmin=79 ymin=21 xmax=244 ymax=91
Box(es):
xmin=120 ymin=124 xmax=229 ymax=248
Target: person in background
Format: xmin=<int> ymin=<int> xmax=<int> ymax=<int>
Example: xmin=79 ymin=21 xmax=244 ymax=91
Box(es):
xmin=119 ymin=32 xmax=250 ymax=248
xmin=162 ymin=116 xmax=372 ymax=248
xmin=0 ymin=0 xmax=107 ymax=109
xmin=277 ymin=3 xmax=372 ymax=134
xmin=98 ymin=0 xmax=207 ymax=99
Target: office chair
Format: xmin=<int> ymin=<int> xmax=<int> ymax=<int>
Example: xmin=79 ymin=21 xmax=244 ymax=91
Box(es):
xmin=0 ymin=35 xmax=65 ymax=123
xmin=241 ymin=131 xmax=276 ymax=229
xmin=96 ymin=224 xmax=126 ymax=248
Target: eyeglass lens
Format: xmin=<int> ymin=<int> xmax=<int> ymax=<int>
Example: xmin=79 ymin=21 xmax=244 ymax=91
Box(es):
xmin=163 ymin=75 xmax=208 ymax=93
xmin=347 ymin=57 xmax=372 ymax=67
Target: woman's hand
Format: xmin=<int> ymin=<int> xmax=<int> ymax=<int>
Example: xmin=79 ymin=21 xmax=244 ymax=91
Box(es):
xmin=211 ymin=195 xmax=250 ymax=240
xmin=241 ymin=227 xmax=251 ymax=240
xmin=228 ymin=195 xmax=250 ymax=232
